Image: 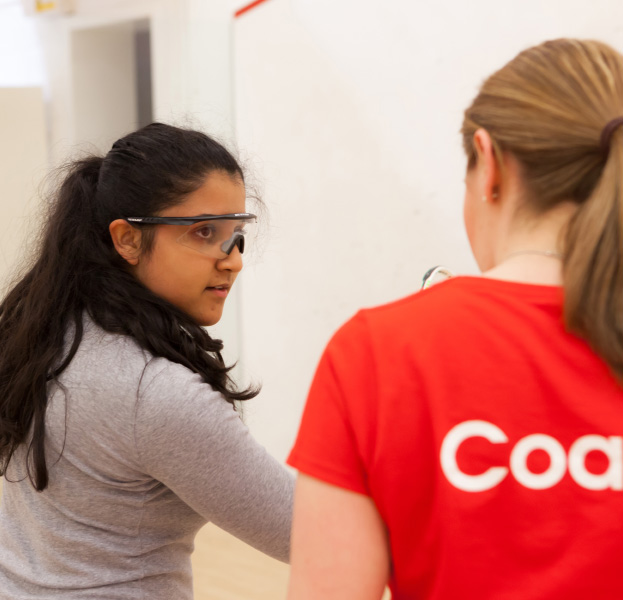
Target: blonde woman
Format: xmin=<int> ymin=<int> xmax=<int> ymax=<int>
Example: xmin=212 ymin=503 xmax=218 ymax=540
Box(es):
xmin=287 ymin=39 xmax=623 ymax=599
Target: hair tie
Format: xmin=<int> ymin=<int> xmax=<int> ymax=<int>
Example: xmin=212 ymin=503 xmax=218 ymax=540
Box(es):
xmin=600 ymin=117 xmax=623 ymax=157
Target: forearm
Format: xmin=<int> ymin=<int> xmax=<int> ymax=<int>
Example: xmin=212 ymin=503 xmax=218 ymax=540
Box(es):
xmin=287 ymin=474 xmax=390 ymax=600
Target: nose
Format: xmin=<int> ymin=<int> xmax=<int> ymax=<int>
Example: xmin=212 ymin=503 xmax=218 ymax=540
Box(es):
xmin=217 ymin=244 xmax=243 ymax=272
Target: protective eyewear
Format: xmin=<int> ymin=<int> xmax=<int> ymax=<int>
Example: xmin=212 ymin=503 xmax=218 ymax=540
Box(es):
xmin=421 ymin=265 xmax=454 ymax=289
xmin=125 ymin=213 xmax=257 ymax=259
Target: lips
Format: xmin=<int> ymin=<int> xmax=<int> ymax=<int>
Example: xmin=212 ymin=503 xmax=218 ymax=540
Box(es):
xmin=205 ymin=284 xmax=231 ymax=298
xmin=206 ymin=283 xmax=230 ymax=290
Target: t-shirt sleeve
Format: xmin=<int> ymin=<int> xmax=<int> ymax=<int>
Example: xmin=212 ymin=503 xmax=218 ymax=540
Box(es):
xmin=133 ymin=359 xmax=294 ymax=563
xmin=287 ymin=312 xmax=376 ymax=496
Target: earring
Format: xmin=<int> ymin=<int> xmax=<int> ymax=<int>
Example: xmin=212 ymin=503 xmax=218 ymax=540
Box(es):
xmin=482 ymin=195 xmax=487 ymax=203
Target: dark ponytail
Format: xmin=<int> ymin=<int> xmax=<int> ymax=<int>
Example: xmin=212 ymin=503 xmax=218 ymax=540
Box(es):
xmin=0 ymin=123 xmax=258 ymax=491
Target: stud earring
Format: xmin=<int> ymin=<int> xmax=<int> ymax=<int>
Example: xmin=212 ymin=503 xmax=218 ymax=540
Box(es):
xmin=482 ymin=195 xmax=487 ymax=203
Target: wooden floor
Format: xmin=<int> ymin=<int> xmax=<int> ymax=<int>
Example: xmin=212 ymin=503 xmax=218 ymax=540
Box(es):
xmin=192 ymin=524 xmax=290 ymax=600
xmin=193 ymin=524 xmax=391 ymax=600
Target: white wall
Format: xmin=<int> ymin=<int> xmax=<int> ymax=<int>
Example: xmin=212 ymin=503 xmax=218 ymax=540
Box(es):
xmin=0 ymin=3 xmax=47 ymax=290
xmin=35 ymin=0 xmax=243 ymax=156
xmin=0 ymin=1 xmax=45 ymax=87
xmin=71 ymin=21 xmax=138 ymax=152
xmin=0 ymin=0 xmax=48 ymax=290
xmin=0 ymin=87 xmax=47 ymax=291
xmin=234 ymin=0 xmax=623 ymax=462
xmin=37 ymin=0 xmax=182 ymax=162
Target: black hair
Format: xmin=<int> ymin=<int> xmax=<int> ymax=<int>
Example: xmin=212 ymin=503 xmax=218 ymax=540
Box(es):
xmin=0 ymin=122 xmax=258 ymax=491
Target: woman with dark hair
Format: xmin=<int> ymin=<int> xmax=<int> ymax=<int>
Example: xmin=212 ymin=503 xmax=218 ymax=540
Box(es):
xmin=0 ymin=123 xmax=293 ymax=599
xmin=287 ymin=39 xmax=623 ymax=599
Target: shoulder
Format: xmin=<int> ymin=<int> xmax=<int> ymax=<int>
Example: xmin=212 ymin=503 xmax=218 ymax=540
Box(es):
xmin=331 ymin=277 xmax=482 ymax=347
xmin=325 ymin=277 xmax=564 ymax=372
xmin=135 ymin=357 xmax=235 ymax=435
xmin=354 ymin=276 xmax=561 ymax=338
xmin=61 ymin=315 xmax=153 ymax=389
xmin=71 ymin=315 xmax=230 ymax=418
xmin=138 ymin=356 xmax=222 ymax=406
xmin=360 ymin=276 xmax=486 ymax=323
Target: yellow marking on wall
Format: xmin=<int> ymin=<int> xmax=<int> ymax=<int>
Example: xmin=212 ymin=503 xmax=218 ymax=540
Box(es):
xmin=35 ymin=1 xmax=57 ymax=12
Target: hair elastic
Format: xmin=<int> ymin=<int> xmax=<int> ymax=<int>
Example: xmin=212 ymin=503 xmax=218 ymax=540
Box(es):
xmin=600 ymin=116 xmax=623 ymax=157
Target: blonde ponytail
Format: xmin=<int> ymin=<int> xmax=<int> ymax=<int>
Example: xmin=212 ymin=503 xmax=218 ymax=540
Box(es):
xmin=461 ymin=39 xmax=623 ymax=380
xmin=564 ymin=124 xmax=623 ymax=379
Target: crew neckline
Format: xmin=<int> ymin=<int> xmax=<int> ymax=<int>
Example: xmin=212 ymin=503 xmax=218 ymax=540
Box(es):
xmin=439 ymin=275 xmax=563 ymax=303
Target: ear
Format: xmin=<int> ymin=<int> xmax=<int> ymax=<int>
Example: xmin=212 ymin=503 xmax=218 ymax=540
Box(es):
xmin=109 ymin=219 xmax=143 ymax=265
xmin=472 ymin=128 xmax=502 ymax=202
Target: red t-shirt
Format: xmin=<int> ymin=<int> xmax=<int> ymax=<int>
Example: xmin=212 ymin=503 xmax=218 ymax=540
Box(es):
xmin=288 ymin=277 xmax=623 ymax=599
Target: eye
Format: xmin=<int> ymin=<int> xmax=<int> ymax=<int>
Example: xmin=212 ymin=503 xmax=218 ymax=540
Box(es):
xmin=193 ymin=225 xmax=215 ymax=240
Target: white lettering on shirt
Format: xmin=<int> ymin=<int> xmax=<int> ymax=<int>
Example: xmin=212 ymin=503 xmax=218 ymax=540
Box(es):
xmin=440 ymin=420 xmax=623 ymax=492
xmin=440 ymin=420 xmax=509 ymax=492
xmin=568 ymin=435 xmax=623 ymax=491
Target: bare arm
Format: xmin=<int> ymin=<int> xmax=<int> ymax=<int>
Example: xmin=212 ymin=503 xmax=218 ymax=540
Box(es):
xmin=287 ymin=474 xmax=390 ymax=600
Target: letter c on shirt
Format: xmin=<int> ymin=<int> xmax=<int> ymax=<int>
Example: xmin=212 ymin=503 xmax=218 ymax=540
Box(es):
xmin=440 ymin=420 xmax=509 ymax=492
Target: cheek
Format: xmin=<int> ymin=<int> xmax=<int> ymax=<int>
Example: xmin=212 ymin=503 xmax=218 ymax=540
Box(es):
xmin=135 ymin=240 xmax=207 ymax=302
xmin=134 ymin=257 xmax=170 ymax=300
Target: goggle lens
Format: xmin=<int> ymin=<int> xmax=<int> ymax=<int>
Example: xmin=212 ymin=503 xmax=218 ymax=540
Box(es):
xmin=176 ymin=218 xmax=256 ymax=258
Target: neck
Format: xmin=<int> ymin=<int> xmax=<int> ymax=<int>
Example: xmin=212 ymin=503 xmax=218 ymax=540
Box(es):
xmin=483 ymin=202 xmax=577 ymax=286
xmin=503 ymin=249 xmax=563 ymax=261
xmin=494 ymin=203 xmax=576 ymax=263
xmin=483 ymin=251 xmax=564 ymax=286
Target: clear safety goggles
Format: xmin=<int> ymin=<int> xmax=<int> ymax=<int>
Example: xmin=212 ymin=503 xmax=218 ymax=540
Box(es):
xmin=125 ymin=213 xmax=257 ymax=259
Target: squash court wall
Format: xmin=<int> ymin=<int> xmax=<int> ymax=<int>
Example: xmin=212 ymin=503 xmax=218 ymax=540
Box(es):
xmin=2 ymin=0 xmax=623 ymax=466
xmin=234 ymin=0 xmax=623 ymax=462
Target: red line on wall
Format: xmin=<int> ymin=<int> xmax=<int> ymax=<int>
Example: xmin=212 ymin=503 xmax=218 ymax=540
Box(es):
xmin=234 ymin=0 xmax=271 ymax=18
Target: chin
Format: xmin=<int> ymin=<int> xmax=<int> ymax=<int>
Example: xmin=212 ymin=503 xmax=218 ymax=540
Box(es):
xmin=197 ymin=313 xmax=222 ymax=327
xmin=185 ymin=300 xmax=226 ymax=327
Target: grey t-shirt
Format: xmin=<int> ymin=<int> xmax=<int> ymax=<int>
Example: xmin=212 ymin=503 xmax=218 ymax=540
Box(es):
xmin=0 ymin=318 xmax=294 ymax=599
